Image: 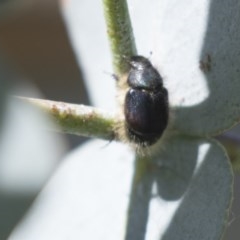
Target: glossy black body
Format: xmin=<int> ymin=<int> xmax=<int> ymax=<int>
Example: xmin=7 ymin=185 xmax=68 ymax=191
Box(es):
xmin=124 ymin=56 xmax=168 ymax=146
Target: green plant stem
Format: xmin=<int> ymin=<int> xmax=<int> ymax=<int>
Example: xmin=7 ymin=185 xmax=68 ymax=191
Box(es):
xmin=18 ymin=97 xmax=116 ymax=141
xmin=102 ymin=0 xmax=137 ymax=75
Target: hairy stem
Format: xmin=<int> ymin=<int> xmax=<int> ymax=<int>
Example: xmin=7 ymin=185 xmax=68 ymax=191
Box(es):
xmin=102 ymin=0 xmax=137 ymax=75
xmin=18 ymin=97 xmax=117 ymax=141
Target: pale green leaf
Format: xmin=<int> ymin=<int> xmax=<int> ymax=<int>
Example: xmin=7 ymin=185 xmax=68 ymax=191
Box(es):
xmin=152 ymin=0 xmax=240 ymax=136
xmin=10 ymin=137 xmax=233 ymax=240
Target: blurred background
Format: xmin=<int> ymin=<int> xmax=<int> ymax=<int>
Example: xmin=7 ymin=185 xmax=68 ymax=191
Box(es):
xmin=0 ymin=0 xmax=90 ymax=239
xmin=0 ymin=0 xmax=239 ymax=239
xmin=0 ymin=0 xmax=90 ymax=149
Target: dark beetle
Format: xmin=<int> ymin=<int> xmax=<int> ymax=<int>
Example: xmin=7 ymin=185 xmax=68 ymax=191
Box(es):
xmin=124 ymin=56 xmax=168 ymax=146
